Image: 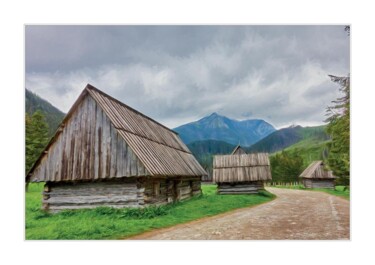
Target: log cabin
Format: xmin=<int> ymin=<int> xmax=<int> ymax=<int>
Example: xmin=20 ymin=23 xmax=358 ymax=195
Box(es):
xmin=26 ymin=84 xmax=207 ymax=212
xmin=213 ymin=147 xmax=272 ymax=194
xmin=299 ymin=161 xmax=336 ymax=189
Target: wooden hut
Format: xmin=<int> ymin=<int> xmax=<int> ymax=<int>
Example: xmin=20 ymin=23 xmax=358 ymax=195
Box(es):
xmin=213 ymin=148 xmax=272 ymax=194
xmin=26 ymin=84 xmax=207 ymax=212
xmin=299 ymin=161 xmax=336 ymax=189
xmin=231 ymin=145 xmax=246 ymax=155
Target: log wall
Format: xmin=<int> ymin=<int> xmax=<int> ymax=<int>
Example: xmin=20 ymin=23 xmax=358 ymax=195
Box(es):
xmin=302 ymin=179 xmax=335 ymax=189
xmin=43 ymin=178 xmax=142 ymax=212
xmin=43 ymin=177 xmax=202 ymax=212
xmin=217 ymin=181 xmax=264 ymax=194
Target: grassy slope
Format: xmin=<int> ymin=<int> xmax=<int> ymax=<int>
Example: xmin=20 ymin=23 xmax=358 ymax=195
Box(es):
xmin=26 ymin=183 xmax=274 ymax=240
xmin=280 ymin=138 xmax=330 ymax=167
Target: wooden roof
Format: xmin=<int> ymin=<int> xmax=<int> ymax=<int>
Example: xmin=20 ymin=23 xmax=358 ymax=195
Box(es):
xmin=213 ymin=153 xmax=272 ymax=183
xmin=231 ymin=145 xmax=247 ymax=155
xmin=27 ymin=84 xmax=207 ymax=182
xmin=299 ymin=161 xmax=336 ymax=179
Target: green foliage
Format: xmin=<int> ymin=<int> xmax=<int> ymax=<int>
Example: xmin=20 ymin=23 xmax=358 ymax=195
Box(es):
xmin=118 ymin=205 xmax=171 ymax=219
xmin=270 ymin=150 xmax=304 ymax=183
xmin=25 ymin=89 xmax=65 ymax=137
xmin=25 ymin=110 xmax=50 ymax=174
xmin=25 ymin=183 xmax=274 ymax=239
xmin=257 ymin=190 xmax=275 ymax=198
xmin=187 ymin=140 xmax=236 ymax=177
xmin=325 ymin=75 xmax=350 ymax=185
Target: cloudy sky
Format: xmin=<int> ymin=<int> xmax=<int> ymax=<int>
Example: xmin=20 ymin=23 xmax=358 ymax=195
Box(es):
xmin=25 ymin=25 xmax=350 ymax=129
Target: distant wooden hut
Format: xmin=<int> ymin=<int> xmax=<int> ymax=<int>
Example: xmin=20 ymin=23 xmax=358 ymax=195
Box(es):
xmin=299 ymin=161 xmax=336 ymax=189
xmin=213 ymin=147 xmax=272 ymax=194
xmin=26 ymin=84 xmax=207 ymax=212
xmin=231 ymin=145 xmax=246 ymax=155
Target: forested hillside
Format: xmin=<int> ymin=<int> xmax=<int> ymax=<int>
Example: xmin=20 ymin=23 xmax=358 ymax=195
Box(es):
xmin=247 ymin=125 xmax=329 ymax=153
xmin=25 ymin=89 xmax=65 ymax=136
xmin=187 ymin=140 xmax=236 ymax=177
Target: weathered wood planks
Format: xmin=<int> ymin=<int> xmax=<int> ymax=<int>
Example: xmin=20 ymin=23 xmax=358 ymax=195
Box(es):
xmin=302 ymin=179 xmax=335 ymax=189
xmin=213 ymin=153 xmax=271 ymax=183
xmin=43 ymin=177 xmax=202 ymax=212
xmin=217 ymin=181 xmax=265 ymax=194
xmin=30 ymin=95 xmax=149 ymax=182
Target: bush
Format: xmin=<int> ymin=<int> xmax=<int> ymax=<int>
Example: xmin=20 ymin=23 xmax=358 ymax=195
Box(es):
xmin=119 ymin=205 xmax=171 ymax=219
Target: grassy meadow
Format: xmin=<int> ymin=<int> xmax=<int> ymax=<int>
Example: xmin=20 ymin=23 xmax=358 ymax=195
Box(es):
xmin=26 ymin=183 xmax=275 ymax=240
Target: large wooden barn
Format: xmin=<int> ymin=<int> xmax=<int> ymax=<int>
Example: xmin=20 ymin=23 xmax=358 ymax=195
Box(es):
xmin=26 ymin=84 xmax=207 ymax=212
xmin=213 ymin=147 xmax=272 ymax=194
xmin=299 ymin=161 xmax=336 ymax=189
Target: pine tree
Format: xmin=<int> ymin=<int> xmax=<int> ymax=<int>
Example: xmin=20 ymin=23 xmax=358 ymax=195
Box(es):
xmin=270 ymin=150 xmax=304 ymax=183
xmin=325 ymin=74 xmax=350 ymax=186
xmin=25 ymin=110 xmax=49 ymax=174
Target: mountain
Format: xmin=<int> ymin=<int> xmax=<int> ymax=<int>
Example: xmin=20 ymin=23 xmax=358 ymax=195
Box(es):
xmin=25 ymin=89 xmax=65 ymax=136
xmin=186 ymin=125 xmax=330 ymax=180
xmin=174 ymin=112 xmax=276 ymax=146
xmin=247 ymin=125 xmax=329 ymax=153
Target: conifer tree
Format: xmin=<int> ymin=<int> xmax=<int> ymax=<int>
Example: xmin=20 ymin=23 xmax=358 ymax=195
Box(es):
xmin=25 ymin=110 xmax=49 ymax=174
xmin=325 ymin=74 xmax=350 ymax=186
xmin=270 ymin=150 xmax=304 ymax=183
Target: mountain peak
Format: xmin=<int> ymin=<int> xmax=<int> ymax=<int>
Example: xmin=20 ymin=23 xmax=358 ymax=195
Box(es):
xmin=174 ymin=113 xmax=276 ymax=146
xmin=206 ymin=112 xmax=222 ymax=119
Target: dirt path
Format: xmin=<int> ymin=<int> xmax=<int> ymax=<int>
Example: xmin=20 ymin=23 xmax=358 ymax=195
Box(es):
xmin=128 ymin=188 xmax=350 ymax=240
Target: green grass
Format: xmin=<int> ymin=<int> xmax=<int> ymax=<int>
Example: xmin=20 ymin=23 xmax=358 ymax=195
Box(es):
xmin=26 ymin=183 xmax=275 ymax=240
xmin=272 ymin=185 xmax=350 ymax=200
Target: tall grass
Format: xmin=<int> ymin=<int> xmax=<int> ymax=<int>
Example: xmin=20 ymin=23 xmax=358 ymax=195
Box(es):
xmin=26 ymin=183 xmax=274 ymax=240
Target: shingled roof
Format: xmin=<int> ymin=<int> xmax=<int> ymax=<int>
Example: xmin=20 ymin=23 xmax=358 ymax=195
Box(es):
xmin=27 ymin=84 xmax=207 ymax=182
xmin=213 ymin=153 xmax=272 ymax=183
xmin=299 ymin=161 xmax=336 ymax=179
xmin=231 ymin=145 xmax=246 ymax=155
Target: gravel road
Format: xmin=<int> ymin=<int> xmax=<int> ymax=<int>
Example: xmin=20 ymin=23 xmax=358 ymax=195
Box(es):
xmin=128 ymin=188 xmax=350 ymax=240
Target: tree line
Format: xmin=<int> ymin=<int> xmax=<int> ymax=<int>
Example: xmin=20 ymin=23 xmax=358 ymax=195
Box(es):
xmin=25 ymin=110 xmax=49 ymax=174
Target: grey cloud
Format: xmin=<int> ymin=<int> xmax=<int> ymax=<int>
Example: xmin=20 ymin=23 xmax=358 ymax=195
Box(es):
xmin=25 ymin=25 xmax=349 ymax=129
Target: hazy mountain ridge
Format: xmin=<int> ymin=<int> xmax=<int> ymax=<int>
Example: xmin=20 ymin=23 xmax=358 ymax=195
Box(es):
xmin=174 ymin=112 xmax=276 ymax=146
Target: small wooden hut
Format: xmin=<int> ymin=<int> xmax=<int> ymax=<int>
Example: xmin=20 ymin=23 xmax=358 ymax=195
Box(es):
xmin=26 ymin=84 xmax=207 ymax=212
xmin=299 ymin=161 xmax=336 ymax=189
xmin=231 ymin=145 xmax=246 ymax=155
xmin=213 ymin=147 xmax=272 ymax=194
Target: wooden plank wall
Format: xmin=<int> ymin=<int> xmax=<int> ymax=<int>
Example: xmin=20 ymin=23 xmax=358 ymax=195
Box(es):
xmin=217 ymin=181 xmax=264 ymax=194
xmin=43 ymin=178 xmax=141 ymax=212
xmin=142 ymin=179 xmax=168 ymax=206
xmin=31 ymin=95 xmax=148 ymax=182
xmin=43 ymin=177 xmax=203 ymax=212
xmin=303 ymin=179 xmax=335 ymax=189
xmin=176 ymin=179 xmax=201 ymax=200
xmin=141 ymin=178 xmax=202 ymax=205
